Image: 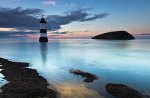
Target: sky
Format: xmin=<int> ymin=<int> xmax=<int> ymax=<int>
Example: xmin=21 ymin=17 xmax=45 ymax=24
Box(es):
xmin=0 ymin=0 xmax=150 ymax=39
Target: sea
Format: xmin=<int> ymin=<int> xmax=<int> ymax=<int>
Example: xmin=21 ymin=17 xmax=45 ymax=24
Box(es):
xmin=0 ymin=39 xmax=150 ymax=98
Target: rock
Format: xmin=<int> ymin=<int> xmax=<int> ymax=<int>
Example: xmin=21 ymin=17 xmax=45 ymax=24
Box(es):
xmin=92 ymin=31 xmax=135 ymax=40
xmin=0 ymin=57 xmax=57 ymax=98
xmin=106 ymin=83 xmax=143 ymax=98
xmin=70 ymin=69 xmax=98 ymax=82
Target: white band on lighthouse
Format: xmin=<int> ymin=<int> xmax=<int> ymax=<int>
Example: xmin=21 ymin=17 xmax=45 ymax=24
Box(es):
xmin=40 ymin=33 xmax=47 ymax=37
xmin=40 ymin=23 xmax=46 ymax=29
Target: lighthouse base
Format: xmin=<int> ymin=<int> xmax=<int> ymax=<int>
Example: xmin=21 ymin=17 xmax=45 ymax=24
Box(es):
xmin=39 ymin=37 xmax=48 ymax=42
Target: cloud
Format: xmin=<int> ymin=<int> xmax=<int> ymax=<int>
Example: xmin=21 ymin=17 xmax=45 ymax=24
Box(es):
xmin=0 ymin=31 xmax=38 ymax=38
xmin=0 ymin=7 xmax=108 ymax=32
xmin=51 ymin=31 xmax=70 ymax=34
xmin=0 ymin=7 xmax=43 ymax=30
xmin=42 ymin=1 xmax=56 ymax=5
xmin=134 ymin=33 xmax=150 ymax=39
xmin=80 ymin=13 xmax=108 ymax=21
xmin=134 ymin=33 xmax=150 ymax=35
xmin=72 ymin=30 xmax=89 ymax=33
xmin=46 ymin=9 xmax=109 ymax=30
xmin=49 ymin=30 xmax=89 ymax=35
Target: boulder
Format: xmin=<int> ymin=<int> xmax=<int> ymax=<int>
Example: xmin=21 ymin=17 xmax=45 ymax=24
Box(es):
xmin=70 ymin=69 xmax=98 ymax=82
xmin=106 ymin=83 xmax=143 ymax=98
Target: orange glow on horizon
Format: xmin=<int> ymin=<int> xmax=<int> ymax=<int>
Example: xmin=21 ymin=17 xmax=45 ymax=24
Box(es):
xmin=1 ymin=27 xmax=150 ymax=39
xmin=0 ymin=28 xmax=20 ymax=32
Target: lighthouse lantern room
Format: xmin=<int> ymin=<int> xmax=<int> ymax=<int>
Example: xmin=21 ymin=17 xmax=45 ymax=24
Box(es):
xmin=39 ymin=16 xmax=48 ymax=42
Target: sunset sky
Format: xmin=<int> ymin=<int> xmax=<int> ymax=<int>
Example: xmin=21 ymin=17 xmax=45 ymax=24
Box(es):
xmin=0 ymin=0 xmax=150 ymax=39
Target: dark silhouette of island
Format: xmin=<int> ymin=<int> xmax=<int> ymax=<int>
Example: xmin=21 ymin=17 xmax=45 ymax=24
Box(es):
xmin=92 ymin=31 xmax=135 ymax=40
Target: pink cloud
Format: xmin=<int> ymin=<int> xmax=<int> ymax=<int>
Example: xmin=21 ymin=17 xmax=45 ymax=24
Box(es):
xmin=42 ymin=1 xmax=56 ymax=5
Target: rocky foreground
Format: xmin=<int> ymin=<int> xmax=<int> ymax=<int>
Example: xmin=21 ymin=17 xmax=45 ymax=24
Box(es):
xmin=0 ymin=57 xmax=57 ymax=98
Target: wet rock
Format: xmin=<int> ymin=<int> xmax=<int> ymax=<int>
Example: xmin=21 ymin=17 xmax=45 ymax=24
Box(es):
xmin=92 ymin=31 xmax=135 ymax=40
xmin=70 ymin=69 xmax=98 ymax=82
xmin=0 ymin=57 xmax=57 ymax=98
xmin=106 ymin=83 xmax=143 ymax=98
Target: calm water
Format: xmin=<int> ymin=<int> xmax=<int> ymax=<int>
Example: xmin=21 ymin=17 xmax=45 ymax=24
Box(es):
xmin=0 ymin=39 xmax=150 ymax=98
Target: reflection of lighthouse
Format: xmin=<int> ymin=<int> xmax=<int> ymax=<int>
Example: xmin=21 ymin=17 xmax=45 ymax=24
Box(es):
xmin=39 ymin=16 xmax=48 ymax=42
xmin=40 ymin=42 xmax=48 ymax=65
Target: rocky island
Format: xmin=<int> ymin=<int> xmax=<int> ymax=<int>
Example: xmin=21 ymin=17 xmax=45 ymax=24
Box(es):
xmin=92 ymin=31 xmax=135 ymax=40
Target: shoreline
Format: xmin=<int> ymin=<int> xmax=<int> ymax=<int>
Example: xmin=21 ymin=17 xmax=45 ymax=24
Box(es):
xmin=0 ymin=57 xmax=57 ymax=98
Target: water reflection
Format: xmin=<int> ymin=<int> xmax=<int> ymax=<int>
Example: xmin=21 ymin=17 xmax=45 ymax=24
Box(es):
xmin=40 ymin=42 xmax=48 ymax=65
xmin=104 ymin=40 xmax=131 ymax=49
xmin=49 ymin=40 xmax=61 ymax=61
xmin=54 ymin=83 xmax=105 ymax=98
xmin=0 ymin=39 xmax=150 ymax=97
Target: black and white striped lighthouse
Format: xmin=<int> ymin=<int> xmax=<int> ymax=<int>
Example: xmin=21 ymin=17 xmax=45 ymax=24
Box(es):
xmin=39 ymin=16 xmax=48 ymax=42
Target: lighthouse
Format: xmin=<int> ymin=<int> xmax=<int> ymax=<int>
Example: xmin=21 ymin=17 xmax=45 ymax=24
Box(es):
xmin=39 ymin=16 xmax=48 ymax=42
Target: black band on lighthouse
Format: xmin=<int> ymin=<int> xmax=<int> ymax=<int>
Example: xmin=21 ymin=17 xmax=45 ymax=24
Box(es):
xmin=40 ymin=18 xmax=47 ymax=23
xmin=40 ymin=29 xmax=47 ymax=33
xmin=39 ymin=37 xmax=48 ymax=42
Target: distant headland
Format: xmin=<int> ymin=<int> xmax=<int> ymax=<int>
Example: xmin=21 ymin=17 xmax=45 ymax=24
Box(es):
xmin=92 ymin=31 xmax=135 ymax=40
